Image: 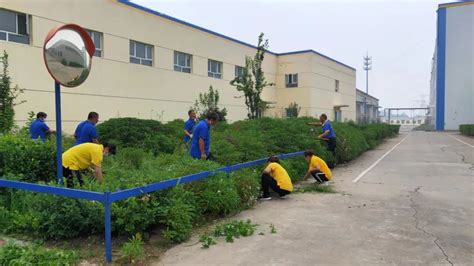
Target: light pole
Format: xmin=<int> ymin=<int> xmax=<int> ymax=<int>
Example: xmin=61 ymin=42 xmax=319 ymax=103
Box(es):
xmin=363 ymin=53 xmax=372 ymax=123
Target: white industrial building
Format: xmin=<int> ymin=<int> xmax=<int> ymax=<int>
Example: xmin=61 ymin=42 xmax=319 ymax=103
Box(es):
xmin=429 ymin=1 xmax=474 ymax=130
xmin=356 ymin=89 xmax=379 ymax=124
xmin=0 ymin=0 xmax=356 ymax=133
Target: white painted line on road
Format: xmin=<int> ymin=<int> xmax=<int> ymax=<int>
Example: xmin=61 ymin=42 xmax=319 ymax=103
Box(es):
xmin=352 ymin=134 xmax=410 ymax=183
xmin=447 ymin=134 xmax=474 ymax=148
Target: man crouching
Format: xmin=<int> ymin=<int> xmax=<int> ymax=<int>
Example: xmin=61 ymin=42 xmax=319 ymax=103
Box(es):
xmin=303 ymin=150 xmax=332 ymax=185
xmin=260 ymin=156 xmax=293 ymax=201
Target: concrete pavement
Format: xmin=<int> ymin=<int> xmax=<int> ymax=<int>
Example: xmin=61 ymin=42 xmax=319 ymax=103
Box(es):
xmin=157 ymin=131 xmax=474 ymax=265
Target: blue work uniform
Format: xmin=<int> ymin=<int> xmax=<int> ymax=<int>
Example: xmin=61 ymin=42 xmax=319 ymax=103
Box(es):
xmin=322 ymin=120 xmax=336 ymax=139
xmin=183 ymin=118 xmax=196 ymax=143
xmin=322 ymin=120 xmax=337 ymax=157
xmin=30 ymin=119 xmax=50 ymax=142
xmin=74 ymin=120 xmax=98 ymax=145
xmin=190 ymin=120 xmax=210 ymax=159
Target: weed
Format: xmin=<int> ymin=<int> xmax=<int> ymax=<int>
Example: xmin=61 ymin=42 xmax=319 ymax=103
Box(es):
xmin=270 ymin=224 xmax=277 ymax=234
xmin=199 ymin=219 xmax=258 ymax=248
xmin=120 ymin=233 xmax=145 ymax=263
xmin=0 ymin=242 xmax=79 ymax=265
xmin=294 ymin=184 xmax=336 ymax=194
xmin=214 ymin=219 xmax=258 ymax=243
xmin=199 ymin=234 xmax=217 ymax=248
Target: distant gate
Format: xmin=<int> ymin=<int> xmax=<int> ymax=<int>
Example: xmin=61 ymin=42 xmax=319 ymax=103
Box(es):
xmin=383 ymin=108 xmax=430 ymax=126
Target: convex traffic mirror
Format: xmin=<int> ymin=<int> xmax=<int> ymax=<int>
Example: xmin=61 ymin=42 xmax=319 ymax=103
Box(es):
xmin=43 ymin=24 xmax=95 ymax=87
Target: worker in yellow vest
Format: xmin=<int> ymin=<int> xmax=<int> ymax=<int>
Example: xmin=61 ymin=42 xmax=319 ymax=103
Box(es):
xmin=303 ymin=150 xmax=332 ymax=185
xmin=260 ymin=156 xmax=293 ymax=201
xmin=62 ymin=142 xmax=116 ymax=188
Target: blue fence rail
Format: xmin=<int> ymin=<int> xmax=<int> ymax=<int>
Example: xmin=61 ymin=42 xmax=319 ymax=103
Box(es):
xmin=0 ymin=151 xmax=304 ymax=262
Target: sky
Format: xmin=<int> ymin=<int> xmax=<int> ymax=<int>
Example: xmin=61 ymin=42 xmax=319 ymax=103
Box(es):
xmin=132 ymin=0 xmax=449 ymax=109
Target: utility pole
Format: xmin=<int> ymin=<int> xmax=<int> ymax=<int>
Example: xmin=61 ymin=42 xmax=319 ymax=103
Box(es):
xmin=363 ymin=53 xmax=372 ymax=123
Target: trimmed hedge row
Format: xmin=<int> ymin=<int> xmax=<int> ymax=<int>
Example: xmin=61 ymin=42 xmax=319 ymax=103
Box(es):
xmin=0 ymin=118 xmax=399 ymax=242
xmin=459 ymin=124 xmax=474 ymax=136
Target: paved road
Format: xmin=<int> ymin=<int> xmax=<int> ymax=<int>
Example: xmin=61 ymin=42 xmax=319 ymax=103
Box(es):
xmin=157 ymin=131 xmax=474 ymax=265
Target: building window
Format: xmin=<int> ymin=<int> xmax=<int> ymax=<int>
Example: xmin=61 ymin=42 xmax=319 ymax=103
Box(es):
xmin=174 ymin=51 xmax=192 ymax=73
xmin=208 ymin=59 xmax=222 ymax=79
xmin=334 ymin=110 xmax=342 ymax=122
xmin=0 ymin=8 xmax=30 ymax=44
xmin=130 ymin=40 xmax=153 ymax=66
xmin=285 ymin=74 xmax=298 ymax=88
xmin=235 ymin=66 xmax=245 ymax=77
xmin=86 ymin=30 xmax=102 ymax=57
xmin=335 ymin=80 xmax=340 ymax=92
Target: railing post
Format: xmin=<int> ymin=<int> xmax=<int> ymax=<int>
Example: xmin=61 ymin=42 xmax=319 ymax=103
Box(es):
xmin=104 ymin=192 xmax=112 ymax=263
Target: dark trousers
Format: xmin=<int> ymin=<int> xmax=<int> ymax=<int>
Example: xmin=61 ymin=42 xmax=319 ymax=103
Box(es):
xmin=326 ymin=137 xmax=337 ymax=156
xmin=63 ymin=167 xmax=84 ymax=188
xmin=324 ymin=137 xmax=337 ymax=168
xmin=261 ymin=173 xmax=290 ymax=198
xmin=311 ymin=170 xmax=329 ymax=184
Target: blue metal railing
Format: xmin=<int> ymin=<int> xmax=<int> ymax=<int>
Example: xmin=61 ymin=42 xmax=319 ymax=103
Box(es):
xmin=0 ymin=151 xmax=304 ymax=262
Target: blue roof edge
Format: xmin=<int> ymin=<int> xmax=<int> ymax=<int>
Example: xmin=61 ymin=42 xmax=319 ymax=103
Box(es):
xmin=119 ymin=0 xmax=356 ymax=71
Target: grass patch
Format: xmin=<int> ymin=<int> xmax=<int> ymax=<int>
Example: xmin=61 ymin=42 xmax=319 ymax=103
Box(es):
xmin=294 ymin=184 xmax=336 ymax=194
xmin=0 ymin=241 xmax=79 ymax=265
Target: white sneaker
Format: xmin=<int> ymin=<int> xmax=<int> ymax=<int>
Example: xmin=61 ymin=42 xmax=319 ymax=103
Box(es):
xmin=279 ymin=195 xmax=288 ymax=199
xmin=260 ymin=197 xmax=272 ymax=201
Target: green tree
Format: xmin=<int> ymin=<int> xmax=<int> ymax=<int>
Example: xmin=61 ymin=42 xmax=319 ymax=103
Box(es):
xmin=0 ymin=51 xmax=25 ymax=134
xmin=230 ymin=33 xmax=274 ymax=119
xmin=193 ymin=85 xmax=227 ymax=121
xmin=285 ymin=102 xmax=301 ymax=118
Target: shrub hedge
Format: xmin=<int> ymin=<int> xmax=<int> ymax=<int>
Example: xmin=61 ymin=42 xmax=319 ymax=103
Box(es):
xmin=459 ymin=124 xmax=474 ymax=136
xmin=96 ymin=118 xmax=183 ymax=155
xmin=0 ymin=118 xmax=400 ymax=243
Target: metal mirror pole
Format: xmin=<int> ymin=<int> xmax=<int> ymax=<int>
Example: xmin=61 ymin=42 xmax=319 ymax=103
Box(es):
xmin=55 ymin=81 xmax=63 ymax=184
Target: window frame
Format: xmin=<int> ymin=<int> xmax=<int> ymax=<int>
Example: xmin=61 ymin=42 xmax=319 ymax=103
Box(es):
xmin=208 ymin=59 xmax=222 ymax=79
xmin=129 ymin=40 xmax=153 ymax=66
xmin=235 ymin=65 xmax=245 ymax=77
xmin=174 ymin=51 xmax=192 ymax=73
xmin=335 ymin=80 xmax=340 ymax=92
xmin=285 ymin=73 xmax=298 ymax=88
xmin=86 ymin=29 xmax=103 ymax=57
xmin=0 ymin=8 xmax=30 ymax=45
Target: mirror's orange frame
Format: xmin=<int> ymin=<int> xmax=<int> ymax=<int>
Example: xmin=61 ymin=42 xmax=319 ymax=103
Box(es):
xmin=43 ymin=24 xmax=95 ymax=87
